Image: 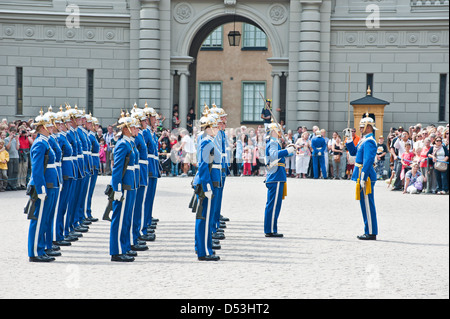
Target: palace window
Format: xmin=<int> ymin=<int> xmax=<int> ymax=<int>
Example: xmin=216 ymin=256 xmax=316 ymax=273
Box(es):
xmin=242 ymin=24 xmax=267 ymax=50
xmin=242 ymin=82 xmax=266 ymax=123
xmin=439 ymin=74 xmax=447 ymax=122
xmin=16 ymin=67 xmax=23 ymax=115
xmin=198 ymin=82 xmax=222 ymax=111
xmin=201 ymin=26 xmax=223 ymax=50
xmin=87 ymin=69 xmax=94 ymax=115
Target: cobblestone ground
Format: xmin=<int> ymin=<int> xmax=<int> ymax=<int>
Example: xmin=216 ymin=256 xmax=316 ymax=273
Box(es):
xmin=0 ymin=176 xmax=448 ymax=299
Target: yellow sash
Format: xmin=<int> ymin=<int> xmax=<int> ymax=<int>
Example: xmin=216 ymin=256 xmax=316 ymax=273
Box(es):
xmin=355 ymin=163 xmax=372 ymax=200
xmin=282 ymin=182 xmax=287 ymax=200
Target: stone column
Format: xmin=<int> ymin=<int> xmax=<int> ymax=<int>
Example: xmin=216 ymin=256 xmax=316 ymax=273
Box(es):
xmin=139 ymin=0 xmax=160 ymax=108
xmin=272 ymin=72 xmax=282 ymax=122
xmin=129 ymin=0 xmax=141 ymax=105
xmin=298 ymin=0 xmax=322 ymax=128
xmin=178 ymin=70 xmax=189 ymax=129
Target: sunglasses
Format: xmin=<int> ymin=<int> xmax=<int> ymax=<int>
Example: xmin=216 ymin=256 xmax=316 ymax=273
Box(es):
xmin=436 ymin=140 xmax=442 ymax=142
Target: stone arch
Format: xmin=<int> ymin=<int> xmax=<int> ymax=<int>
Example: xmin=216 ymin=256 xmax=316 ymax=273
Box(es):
xmin=173 ymin=4 xmax=286 ymax=59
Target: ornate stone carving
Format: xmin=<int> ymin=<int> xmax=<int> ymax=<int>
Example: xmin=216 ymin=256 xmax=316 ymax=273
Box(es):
xmin=25 ymin=27 xmax=34 ymax=37
xmin=86 ymin=30 xmax=95 ymax=39
xmin=46 ymin=29 xmax=55 ymax=38
xmin=386 ymin=33 xmax=398 ymax=44
xmin=346 ymin=33 xmax=357 ymax=43
xmin=106 ymin=31 xmax=115 ymax=40
xmin=4 ymin=26 xmax=14 ymax=36
xmin=66 ymin=29 xmax=76 ymax=39
xmin=333 ymin=30 xmax=448 ymax=47
xmin=174 ymin=3 xmax=194 ymax=24
xmin=268 ymin=4 xmax=288 ymax=25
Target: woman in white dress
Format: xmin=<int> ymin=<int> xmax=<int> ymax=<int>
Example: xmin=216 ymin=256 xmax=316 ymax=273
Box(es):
xmin=295 ymin=132 xmax=311 ymax=178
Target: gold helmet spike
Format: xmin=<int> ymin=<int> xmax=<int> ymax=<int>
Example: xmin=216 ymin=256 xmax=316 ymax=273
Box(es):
xmin=202 ymin=104 xmax=210 ymax=116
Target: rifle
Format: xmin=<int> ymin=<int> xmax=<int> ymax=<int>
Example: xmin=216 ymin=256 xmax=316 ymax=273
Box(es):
xmin=102 ymin=184 xmax=114 ymax=221
xmin=258 ymin=92 xmax=291 ymax=146
xmin=188 ymin=180 xmax=198 ymax=213
xmin=195 ymin=184 xmax=207 ymax=220
xmin=102 ymin=150 xmax=130 ymax=221
xmin=24 ymin=185 xmax=38 ymax=220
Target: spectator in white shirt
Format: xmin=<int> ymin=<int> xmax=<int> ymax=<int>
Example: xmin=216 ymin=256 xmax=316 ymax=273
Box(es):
xmin=177 ymin=129 xmax=196 ymax=177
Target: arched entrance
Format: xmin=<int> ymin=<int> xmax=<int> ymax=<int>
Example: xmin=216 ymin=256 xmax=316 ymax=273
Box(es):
xmin=170 ymin=2 xmax=290 ymax=128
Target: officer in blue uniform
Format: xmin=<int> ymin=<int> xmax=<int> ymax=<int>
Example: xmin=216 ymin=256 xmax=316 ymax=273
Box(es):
xmin=129 ymin=107 xmax=151 ymax=250
xmin=311 ymin=130 xmax=328 ymax=179
xmin=209 ymin=105 xmax=229 ymax=243
xmin=67 ymin=106 xmax=89 ymax=235
xmin=345 ymin=114 xmax=379 ymax=240
xmin=84 ymin=113 xmax=100 ymax=223
xmin=141 ymin=103 xmax=159 ymax=241
xmin=264 ymin=122 xmax=295 ymax=237
xmin=52 ymin=108 xmax=77 ymax=246
xmin=193 ymin=114 xmax=220 ymax=261
xmin=43 ymin=107 xmax=63 ymax=257
xmin=64 ymin=105 xmax=86 ymax=238
xmin=110 ymin=112 xmax=137 ymax=262
xmin=27 ymin=110 xmax=60 ymax=262
xmin=76 ymin=108 xmax=93 ymax=230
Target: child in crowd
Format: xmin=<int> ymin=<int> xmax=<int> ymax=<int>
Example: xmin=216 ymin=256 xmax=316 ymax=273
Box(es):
xmin=242 ymin=146 xmax=252 ymax=176
xmin=159 ymin=141 xmax=171 ymax=176
xmin=387 ymin=162 xmax=396 ymax=188
xmin=400 ymin=141 xmax=415 ymax=181
xmin=0 ymin=139 xmax=9 ymax=192
xmin=99 ymin=138 xmax=107 ymax=175
xmin=346 ymin=150 xmax=355 ymax=180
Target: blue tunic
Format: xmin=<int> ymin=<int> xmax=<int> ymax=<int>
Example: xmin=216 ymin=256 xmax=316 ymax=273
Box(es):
xmin=264 ymin=138 xmax=289 ymax=183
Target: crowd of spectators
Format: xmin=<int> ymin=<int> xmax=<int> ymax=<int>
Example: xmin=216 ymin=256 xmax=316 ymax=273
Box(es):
xmin=0 ymin=114 xmax=448 ymax=196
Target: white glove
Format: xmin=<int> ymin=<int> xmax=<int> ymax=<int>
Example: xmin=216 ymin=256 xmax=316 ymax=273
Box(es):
xmin=360 ymin=180 xmax=365 ymax=189
xmin=287 ymin=146 xmax=295 ymax=155
xmin=37 ymin=193 xmax=46 ymax=202
xmin=113 ymin=191 xmax=122 ymax=201
xmin=343 ymin=128 xmax=352 ymax=139
xmin=317 ymin=152 xmax=322 ymax=156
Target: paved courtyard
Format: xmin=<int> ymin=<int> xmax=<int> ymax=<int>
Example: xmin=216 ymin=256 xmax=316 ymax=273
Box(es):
xmin=0 ymin=176 xmax=448 ymax=299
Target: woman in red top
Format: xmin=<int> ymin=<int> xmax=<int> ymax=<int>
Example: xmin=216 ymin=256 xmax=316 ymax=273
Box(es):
xmin=18 ymin=126 xmax=33 ymax=189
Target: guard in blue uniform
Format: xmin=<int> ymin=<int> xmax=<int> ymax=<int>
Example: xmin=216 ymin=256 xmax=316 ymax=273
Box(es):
xmin=27 ymin=110 xmax=60 ymax=262
xmin=130 ymin=106 xmax=151 ymax=250
xmin=311 ymin=130 xmax=328 ymax=179
xmin=76 ymin=109 xmax=93 ymax=229
xmin=65 ymin=105 xmax=85 ymax=238
xmin=193 ymin=114 xmax=220 ymax=261
xmin=209 ymin=105 xmax=229 ymax=243
xmin=109 ymin=112 xmax=137 ymax=262
xmin=43 ymin=107 xmax=63 ymax=257
xmin=84 ymin=114 xmax=100 ymax=223
xmin=66 ymin=106 xmax=89 ymax=235
xmin=141 ymin=103 xmax=159 ymax=241
xmin=345 ymin=114 xmax=379 ymax=240
xmin=53 ymin=107 xmax=77 ymax=246
xmin=264 ymin=122 xmax=295 ymax=237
